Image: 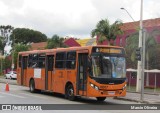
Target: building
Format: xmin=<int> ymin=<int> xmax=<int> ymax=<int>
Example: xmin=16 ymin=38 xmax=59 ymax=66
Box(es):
xmin=30 ymin=42 xmax=47 ymax=50
xmin=30 ymin=18 xmax=160 ymax=49
xmin=63 ymin=18 xmax=160 ymax=47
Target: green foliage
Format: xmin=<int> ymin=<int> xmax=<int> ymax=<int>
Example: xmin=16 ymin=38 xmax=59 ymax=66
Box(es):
xmin=0 ymin=57 xmax=12 ymax=75
xmin=10 ymin=28 xmax=47 ymax=44
xmin=125 ymin=28 xmax=160 ymax=69
xmin=46 ymin=34 xmax=67 ymax=49
xmin=0 ymin=36 xmax=3 ymax=51
xmin=0 ymin=25 xmax=14 ymax=55
xmin=13 ymin=43 xmax=30 ymax=68
xmin=91 ymin=19 xmax=123 ymax=45
xmin=4 ymin=57 xmax=12 ymax=71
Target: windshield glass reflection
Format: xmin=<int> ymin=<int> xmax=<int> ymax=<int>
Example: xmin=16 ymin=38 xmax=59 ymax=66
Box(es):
xmin=90 ymin=54 xmax=126 ymax=78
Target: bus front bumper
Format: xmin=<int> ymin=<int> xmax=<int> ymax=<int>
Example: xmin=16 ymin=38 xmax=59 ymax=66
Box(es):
xmin=87 ymin=83 xmax=127 ymax=97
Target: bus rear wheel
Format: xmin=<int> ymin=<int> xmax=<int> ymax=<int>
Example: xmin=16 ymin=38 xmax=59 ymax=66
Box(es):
xmin=66 ymin=84 xmax=75 ymax=101
xmin=96 ymin=97 xmax=106 ymax=101
xmin=29 ymin=79 xmax=36 ymax=93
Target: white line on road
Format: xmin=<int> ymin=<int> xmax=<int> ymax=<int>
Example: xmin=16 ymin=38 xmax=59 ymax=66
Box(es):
xmin=0 ymin=92 xmax=26 ymax=98
xmin=20 ymin=93 xmax=48 ymax=99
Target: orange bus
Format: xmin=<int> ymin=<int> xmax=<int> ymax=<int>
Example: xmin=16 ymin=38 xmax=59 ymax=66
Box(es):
xmin=17 ymin=45 xmax=126 ymax=101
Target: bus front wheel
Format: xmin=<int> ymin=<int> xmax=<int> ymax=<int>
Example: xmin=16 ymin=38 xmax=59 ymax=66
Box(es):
xmin=66 ymin=84 xmax=75 ymax=101
xmin=96 ymin=97 xmax=106 ymax=101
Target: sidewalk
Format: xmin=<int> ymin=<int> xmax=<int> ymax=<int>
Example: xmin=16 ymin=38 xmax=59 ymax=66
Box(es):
xmin=115 ymin=92 xmax=160 ymax=104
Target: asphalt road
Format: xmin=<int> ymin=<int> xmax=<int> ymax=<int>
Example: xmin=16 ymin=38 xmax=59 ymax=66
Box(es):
xmin=0 ymin=83 xmax=158 ymax=113
xmin=0 ymin=83 xmax=160 ymax=113
xmin=0 ymin=82 xmax=136 ymax=104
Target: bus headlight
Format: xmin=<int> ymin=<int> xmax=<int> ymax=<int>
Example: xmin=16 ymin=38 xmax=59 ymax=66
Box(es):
xmin=90 ymin=83 xmax=99 ymax=90
xmin=90 ymin=83 xmax=94 ymax=88
xmin=94 ymin=86 xmax=99 ymax=90
xmin=122 ymin=84 xmax=127 ymax=90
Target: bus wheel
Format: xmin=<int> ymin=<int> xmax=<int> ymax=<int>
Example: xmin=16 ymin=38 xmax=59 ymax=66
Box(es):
xmin=66 ymin=84 xmax=75 ymax=101
xmin=29 ymin=79 xmax=36 ymax=93
xmin=96 ymin=97 xmax=106 ymax=101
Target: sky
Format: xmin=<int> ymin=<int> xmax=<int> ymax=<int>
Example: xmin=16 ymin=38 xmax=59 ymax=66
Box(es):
xmin=0 ymin=0 xmax=160 ymax=39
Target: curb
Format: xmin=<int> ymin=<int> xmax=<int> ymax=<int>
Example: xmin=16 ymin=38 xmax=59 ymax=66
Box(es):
xmin=114 ymin=97 xmax=150 ymax=104
xmin=127 ymin=91 xmax=160 ymax=96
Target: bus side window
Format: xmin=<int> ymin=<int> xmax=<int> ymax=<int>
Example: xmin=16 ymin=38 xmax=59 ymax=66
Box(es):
xmin=66 ymin=52 xmax=76 ymax=69
xmin=38 ymin=54 xmax=45 ymax=68
xmin=28 ymin=54 xmax=32 ymax=67
xmin=28 ymin=54 xmax=38 ymax=68
xmin=55 ymin=52 xmax=66 ymax=69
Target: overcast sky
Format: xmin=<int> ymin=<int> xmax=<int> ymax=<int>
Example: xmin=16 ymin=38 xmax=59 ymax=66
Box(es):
xmin=0 ymin=0 xmax=160 ymax=38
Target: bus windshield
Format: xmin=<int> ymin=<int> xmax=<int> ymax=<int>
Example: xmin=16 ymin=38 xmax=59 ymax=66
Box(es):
xmin=90 ymin=53 xmax=126 ymax=78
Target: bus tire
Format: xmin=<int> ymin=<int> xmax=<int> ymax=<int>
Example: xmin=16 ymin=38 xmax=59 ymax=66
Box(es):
xmin=29 ymin=79 xmax=36 ymax=93
xmin=66 ymin=84 xmax=75 ymax=101
xmin=96 ymin=97 xmax=106 ymax=101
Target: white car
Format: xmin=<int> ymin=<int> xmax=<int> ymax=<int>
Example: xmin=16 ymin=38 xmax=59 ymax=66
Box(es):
xmin=5 ymin=71 xmax=17 ymax=79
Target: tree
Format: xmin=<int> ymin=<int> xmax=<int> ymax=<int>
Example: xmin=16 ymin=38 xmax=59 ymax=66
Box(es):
xmin=91 ymin=19 xmax=123 ymax=45
xmin=125 ymin=28 xmax=160 ymax=86
xmin=10 ymin=28 xmax=47 ymax=44
xmin=46 ymin=34 xmax=67 ymax=49
xmin=125 ymin=29 xmax=158 ymax=69
xmin=0 ymin=36 xmax=3 ymax=51
xmin=0 ymin=25 xmax=14 ymax=55
xmin=13 ymin=43 xmax=30 ymax=69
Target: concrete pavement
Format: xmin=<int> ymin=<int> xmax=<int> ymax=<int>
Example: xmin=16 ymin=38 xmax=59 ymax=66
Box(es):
xmin=0 ymin=76 xmax=159 ymax=104
xmin=0 ymin=76 xmax=17 ymax=85
xmin=115 ymin=92 xmax=160 ymax=104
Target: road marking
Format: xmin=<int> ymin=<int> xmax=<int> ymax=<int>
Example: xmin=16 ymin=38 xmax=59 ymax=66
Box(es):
xmin=0 ymin=92 xmax=25 ymax=98
xmin=20 ymin=93 xmax=48 ymax=99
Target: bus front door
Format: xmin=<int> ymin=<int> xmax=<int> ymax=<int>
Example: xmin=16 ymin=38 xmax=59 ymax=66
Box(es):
xmin=21 ymin=56 xmax=28 ymax=86
xmin=77 ymin=53 xmax=88 ymax=96
xmin=45 ymin=55 xmax=54 ymax=91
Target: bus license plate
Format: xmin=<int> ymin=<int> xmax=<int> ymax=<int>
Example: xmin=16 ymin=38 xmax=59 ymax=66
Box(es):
xmin=108 ymin=91 xmax=115 ymax=95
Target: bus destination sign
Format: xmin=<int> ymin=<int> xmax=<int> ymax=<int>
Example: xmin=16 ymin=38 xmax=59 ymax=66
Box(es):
xmin=92 ymin=47 xmax=123 ymax=54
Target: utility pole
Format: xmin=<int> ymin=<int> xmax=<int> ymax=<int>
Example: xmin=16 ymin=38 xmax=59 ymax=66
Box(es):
xmin=141 ymin=29 xmax=146 ymax=102
xmin=136 ymin=0 xmax=143 ymax=93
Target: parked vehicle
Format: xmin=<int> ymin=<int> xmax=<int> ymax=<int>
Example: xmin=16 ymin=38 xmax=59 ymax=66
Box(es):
xmin=5 ymin=71 xmax=17 ymax=79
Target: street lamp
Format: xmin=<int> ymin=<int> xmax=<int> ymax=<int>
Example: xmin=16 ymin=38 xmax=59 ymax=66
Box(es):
xmin=121 ymin=1 xmax=144 ymax=102
xmin=120 ymin=7 xmax=135 ymax=22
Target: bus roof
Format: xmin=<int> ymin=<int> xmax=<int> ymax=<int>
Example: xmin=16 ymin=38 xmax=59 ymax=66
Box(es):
xmin=18 ymin=45 xmax=124 ymax=55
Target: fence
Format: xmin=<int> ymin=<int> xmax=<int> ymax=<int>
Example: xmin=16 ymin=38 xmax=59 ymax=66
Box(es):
xmin=126 ymin=69 xmax=160 ymax=94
